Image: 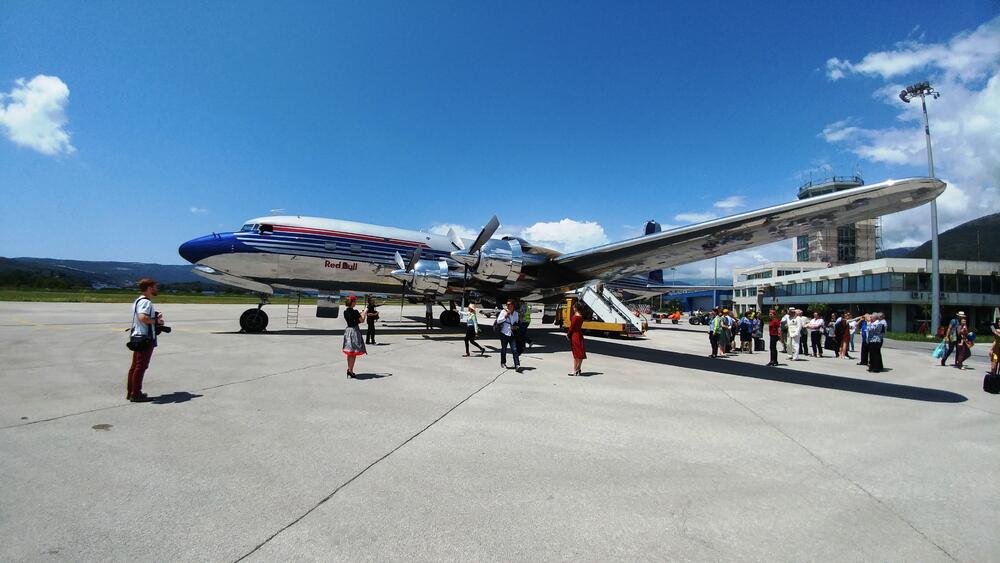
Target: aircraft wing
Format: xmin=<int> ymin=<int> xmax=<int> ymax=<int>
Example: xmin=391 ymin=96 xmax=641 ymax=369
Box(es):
xmin=552 ymin=177 xmax=944 ymax=283
xmin=645 ymin=285 xmax=733 ymax=292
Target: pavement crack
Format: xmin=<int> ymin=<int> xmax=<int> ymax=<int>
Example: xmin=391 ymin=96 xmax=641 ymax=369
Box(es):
xmin=234 ymin=368 xmax=507 ymax=562
xmin=711 ymin=384 xmax=958 ymax=562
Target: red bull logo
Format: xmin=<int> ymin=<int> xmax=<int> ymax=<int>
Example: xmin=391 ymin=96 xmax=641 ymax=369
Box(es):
xmin=324 ymin=260 xmax=359 ymax=271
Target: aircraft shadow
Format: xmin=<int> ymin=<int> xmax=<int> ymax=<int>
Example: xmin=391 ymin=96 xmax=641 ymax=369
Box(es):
xmin=647 ymin=324 xmax=711 ymax=334
xmin=151 ymin=391 xmax=203 ymax=404
xmin=527 ymin=332 xmax=967 ymax=403
xmin=218 ymin=327 xmax=465 ymax=336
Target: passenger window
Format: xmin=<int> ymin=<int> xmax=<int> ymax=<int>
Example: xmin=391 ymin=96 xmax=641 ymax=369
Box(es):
xmin=324 ymin=242 xmax=337 ymax=251
xmin=350 ymin=243 xmax=362 ymax=253
xmin=259 ymin=224 xmax=274 ymax=235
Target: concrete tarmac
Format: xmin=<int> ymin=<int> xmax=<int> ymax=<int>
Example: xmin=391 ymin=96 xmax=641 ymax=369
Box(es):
xmin=1 ymin=302 xmax=997 ymax=562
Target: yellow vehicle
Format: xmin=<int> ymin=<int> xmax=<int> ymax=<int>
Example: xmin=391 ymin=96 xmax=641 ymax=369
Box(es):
xmin=554 ymin=297 xmax=647 ymax=336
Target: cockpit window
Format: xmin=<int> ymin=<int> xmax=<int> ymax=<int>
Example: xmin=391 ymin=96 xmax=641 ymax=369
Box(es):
xmin=259 ymin=224 xmax=274 ymax=234
xmin=240 ymin=223 xmax=256 ymax=232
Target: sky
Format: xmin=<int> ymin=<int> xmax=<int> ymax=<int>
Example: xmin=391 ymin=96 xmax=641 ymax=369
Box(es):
xmin=2 ymin=1 xmax=998 ymax=281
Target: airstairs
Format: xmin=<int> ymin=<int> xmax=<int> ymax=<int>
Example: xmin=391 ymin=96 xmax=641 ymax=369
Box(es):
xmin=578 ymin=284 xmax=646 ymax=335
xmin=286 ymin=292 xmax=301 ymax=328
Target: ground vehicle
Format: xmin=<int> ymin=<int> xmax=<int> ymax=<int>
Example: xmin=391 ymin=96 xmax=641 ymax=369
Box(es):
xmin=652 ymin=311 xmax=682 ymax=324
xmin=477 ymin=307 xmax=501 ymax=319
xmin=688 ymin=312 xmax=710 ymax=325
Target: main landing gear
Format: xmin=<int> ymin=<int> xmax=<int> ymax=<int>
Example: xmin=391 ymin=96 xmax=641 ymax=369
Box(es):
xmin=439 ymin=300 xmax=461 ymax=327
xmin=239 ymin=295 xmax=270 ymax=333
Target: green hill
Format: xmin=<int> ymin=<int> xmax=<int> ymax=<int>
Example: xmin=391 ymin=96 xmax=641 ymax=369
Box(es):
xmin=907 ymin=212 xmax=1000 ymax=262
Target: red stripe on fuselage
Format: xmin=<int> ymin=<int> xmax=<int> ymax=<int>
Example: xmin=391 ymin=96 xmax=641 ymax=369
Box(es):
xmin=272 ymin=225 xmax=428 ymax=248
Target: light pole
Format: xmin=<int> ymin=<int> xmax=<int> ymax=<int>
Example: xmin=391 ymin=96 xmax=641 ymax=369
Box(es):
xmin=899 ymin=81 xmax=940 ymax=335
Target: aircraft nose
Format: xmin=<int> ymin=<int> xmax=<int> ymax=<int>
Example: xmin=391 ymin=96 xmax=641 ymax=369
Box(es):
xmin=179 ymin=233 xmax=233 ymax=264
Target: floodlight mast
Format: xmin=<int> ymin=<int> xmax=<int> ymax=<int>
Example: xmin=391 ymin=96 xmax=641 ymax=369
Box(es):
xmin=899 ymin=81 xmax=941 ymax=335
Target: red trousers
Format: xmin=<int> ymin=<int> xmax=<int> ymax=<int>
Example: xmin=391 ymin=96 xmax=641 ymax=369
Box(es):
xmin=126 ymin=347 xmax=154 ymax=397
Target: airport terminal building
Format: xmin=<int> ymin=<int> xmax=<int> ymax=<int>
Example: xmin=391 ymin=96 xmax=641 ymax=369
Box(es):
xmin=732 ymin=258 xmax=1000 ymax=333
xmin=722 ymin=174 xmax=999 ymax=332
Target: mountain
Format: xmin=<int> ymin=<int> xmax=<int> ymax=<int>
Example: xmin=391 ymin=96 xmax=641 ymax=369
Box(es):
xmin=906 ymin=212 xmax=1000 ymax=262
xmin=1 ymin=257 xmax=206 ymax=288
xmin=876 ymin=246 xmax=916 ymax=259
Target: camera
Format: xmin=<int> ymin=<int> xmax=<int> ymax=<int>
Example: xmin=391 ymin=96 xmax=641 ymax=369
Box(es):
xmin=155 ymin=325 xmax=172 ymax=335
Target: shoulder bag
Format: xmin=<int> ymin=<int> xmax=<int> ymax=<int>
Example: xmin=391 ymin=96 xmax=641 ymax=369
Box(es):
xmin=126 ymin=298 xmax=153 ymax=352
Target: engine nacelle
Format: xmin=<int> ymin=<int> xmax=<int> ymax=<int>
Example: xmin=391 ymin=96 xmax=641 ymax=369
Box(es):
xmin=392 ymin=259 xmax=450 ymax=295
xmin=472 ymin=238 xmax=524 ymax=283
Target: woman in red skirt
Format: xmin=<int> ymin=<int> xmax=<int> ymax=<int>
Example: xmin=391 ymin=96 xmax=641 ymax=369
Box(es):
xmin=566 ymin=301 xmax=587 ymax=376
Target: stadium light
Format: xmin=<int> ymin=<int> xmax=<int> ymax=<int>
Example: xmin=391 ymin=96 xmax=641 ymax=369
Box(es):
xmin=899 ymin=81 xmax=941 ymax=335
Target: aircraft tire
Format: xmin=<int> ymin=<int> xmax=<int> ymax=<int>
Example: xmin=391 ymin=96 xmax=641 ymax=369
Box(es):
xmin=240 ymin=309 xmax=269 ymax=333
xmin=439 ymin=309 xmax=461 ymax=327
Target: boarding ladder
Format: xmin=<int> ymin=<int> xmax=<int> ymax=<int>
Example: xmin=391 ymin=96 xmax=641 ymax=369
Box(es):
xmin=286 ymin=292 xmax=301 ymax=328
xmin=579 ymin=284 xmax=646 ymax=334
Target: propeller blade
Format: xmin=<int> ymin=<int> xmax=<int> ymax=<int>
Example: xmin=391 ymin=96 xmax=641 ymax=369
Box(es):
xmin=447 ymin=227 xmax=465 ymax=251
xmin=468 ymin=215 xmax=500 ymax=254
xmin=406 ymin=247 xmax=422 ymax=271
xmin=394 ymin=251 xmax=406 ymax=270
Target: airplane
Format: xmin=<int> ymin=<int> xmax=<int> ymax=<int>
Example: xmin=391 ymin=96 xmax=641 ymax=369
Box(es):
xmin=178 ymin=177 xmax=944 ymax=333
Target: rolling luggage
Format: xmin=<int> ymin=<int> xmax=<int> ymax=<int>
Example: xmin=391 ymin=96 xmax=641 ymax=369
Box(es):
xmin=984 ymin=372 xmax=1000 ymax=394
xmin=754 ymin=338 xmax=765 ymax=352
xmin=985 ymin=353 xmax=1000 ymax=394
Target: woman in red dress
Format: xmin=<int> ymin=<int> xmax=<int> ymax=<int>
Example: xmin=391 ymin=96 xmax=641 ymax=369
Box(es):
xmin=566 ymin=301 xmax=587 ymax=376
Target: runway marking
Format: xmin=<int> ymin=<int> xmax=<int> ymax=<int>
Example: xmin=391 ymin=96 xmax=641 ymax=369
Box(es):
xmin=710 ymin=383 xmax=958 ymax=562
xmin=234 ymin=368 xmax=508 ymax=562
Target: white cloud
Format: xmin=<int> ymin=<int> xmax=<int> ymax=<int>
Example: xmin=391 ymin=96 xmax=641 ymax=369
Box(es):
xmin=670 ymin=241 xmax=795 ymax=283
xmin=825 ymin=16 xmax=1000 ymax=82
xmin=822 ymin=15 xmax=1000 ymax=249
xmin=189 ymin=207 xmax=208 ymax=214
xmin=0 ymin=75 xmax=75 ymax=155
xmin=520 ymin=219 xmax=609 ymax=253
xmin=674 ymin=212 xmax=717 ymax=223
xmin=713 ymin=196 xmax=745 ymax=210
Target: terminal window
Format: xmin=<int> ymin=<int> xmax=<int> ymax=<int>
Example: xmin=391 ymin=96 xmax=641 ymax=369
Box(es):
xmin=837 ymin=226 xmax=857 ymax=263
xmin=796 ymin=235 xmax=810 ymax=261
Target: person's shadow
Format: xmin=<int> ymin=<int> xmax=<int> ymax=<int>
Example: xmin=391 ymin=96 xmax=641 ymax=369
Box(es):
xmin=350 ymin=372 xmax=393 ymax=381
xmin=151 ymin=392 xmax=203 ymax=404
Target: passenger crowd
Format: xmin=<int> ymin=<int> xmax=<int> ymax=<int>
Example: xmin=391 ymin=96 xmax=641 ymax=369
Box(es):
xmin=705 ymin=307 xmax=889 ymax=372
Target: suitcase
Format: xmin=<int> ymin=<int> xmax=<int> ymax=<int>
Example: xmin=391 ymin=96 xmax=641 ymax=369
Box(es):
xmin=985 ymin=372 xmax=1000 ymax=394
xmin=755 ymin=338 xmax=765 ymax=352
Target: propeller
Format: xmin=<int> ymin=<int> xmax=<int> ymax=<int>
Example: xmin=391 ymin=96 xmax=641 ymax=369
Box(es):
xmin=447 ymin=219 xmax=499 ymax=308
xmin=469 ymin=215 xmax=500 ymax=254
xmin=451 ymin=215 xmax=500 ymax=270
xmin=393 ymin=248 xmax=422 ymax=320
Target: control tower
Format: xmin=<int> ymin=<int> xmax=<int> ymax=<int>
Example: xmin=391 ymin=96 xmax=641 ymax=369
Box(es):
xmin=792 ymin=175 xmax=878 ymax=266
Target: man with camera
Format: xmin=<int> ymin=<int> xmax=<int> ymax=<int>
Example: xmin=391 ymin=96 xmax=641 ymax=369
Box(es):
xmin=126 ymin=278 xmax=168 ymax=402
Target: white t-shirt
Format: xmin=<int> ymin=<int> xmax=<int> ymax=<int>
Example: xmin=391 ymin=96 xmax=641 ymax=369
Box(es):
xmin=131 ymin=297 xmax=156 ymax=338
xmin=425 ymin=302 xmax=433 ymax=314
xmin=496 ymin=309 xmax=519 ymax=336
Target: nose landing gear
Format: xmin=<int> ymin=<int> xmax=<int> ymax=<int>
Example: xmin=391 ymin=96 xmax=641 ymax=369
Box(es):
xmin=239 ymin=295 xmax=270 ymax=333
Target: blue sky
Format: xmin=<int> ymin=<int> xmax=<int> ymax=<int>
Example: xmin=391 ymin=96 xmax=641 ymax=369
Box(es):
xmin=2 ymin=1 xmax=998 ymax=278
